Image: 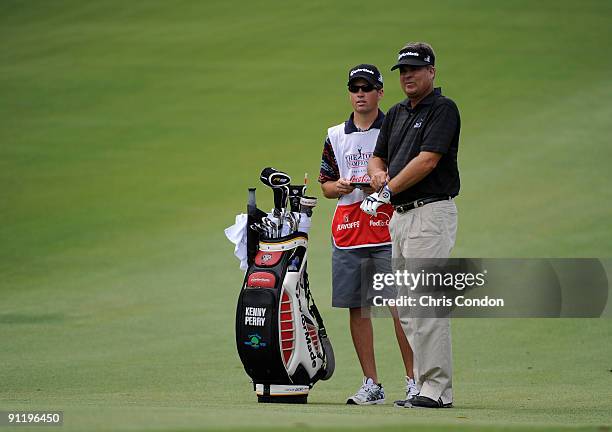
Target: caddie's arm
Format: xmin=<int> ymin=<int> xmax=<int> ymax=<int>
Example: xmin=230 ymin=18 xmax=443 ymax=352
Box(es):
xmin=319 ymin=134 xmax=355 ymax=199
xmin=321 ymin=178 xmax=355 ymax=199
xmin=368 ymin=156 xmax=389 ymax=190
xmin=387 ymin=151 xmax=442 ymax=194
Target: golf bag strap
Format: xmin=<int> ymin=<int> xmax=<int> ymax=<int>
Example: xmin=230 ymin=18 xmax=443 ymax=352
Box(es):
xmin=309 ymin=302 xmax=328 ymax=338
xmin=303 ymin=270 xmax=328 ymax=338
xmin=304 ymin=269 xmax=335 ymax=381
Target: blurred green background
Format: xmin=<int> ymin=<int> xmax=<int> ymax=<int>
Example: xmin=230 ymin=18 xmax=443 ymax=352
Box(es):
xmin=1 ymin=1 xmax=611 ymax=431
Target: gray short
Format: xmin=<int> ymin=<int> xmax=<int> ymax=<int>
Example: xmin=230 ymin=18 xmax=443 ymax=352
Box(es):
xmin=331 ymin=244 xmax=395 ymax=308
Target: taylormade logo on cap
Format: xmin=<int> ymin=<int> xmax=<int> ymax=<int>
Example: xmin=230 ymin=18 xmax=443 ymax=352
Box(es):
xmin=350 ymin=68 xmax=375 ymax=76
xmin=398 ymin=51 xmax=420 ymax=59
xmin=391 ymin=47 xmax=435 ymax=70
xmin=348 ymin=64 xmax=384 ymax=86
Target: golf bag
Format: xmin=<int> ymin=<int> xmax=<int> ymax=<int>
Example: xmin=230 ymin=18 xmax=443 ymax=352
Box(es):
xmin=235 ymin=168 xmax=335 ymax=403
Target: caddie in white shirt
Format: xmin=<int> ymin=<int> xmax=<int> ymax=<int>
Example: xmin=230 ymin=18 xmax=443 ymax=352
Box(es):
xmin=318 ymin=64 xmax=417 ymax=406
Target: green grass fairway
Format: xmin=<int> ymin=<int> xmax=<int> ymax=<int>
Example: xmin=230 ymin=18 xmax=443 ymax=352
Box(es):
xmin=1 ymin=1 xmax=612 ymax=431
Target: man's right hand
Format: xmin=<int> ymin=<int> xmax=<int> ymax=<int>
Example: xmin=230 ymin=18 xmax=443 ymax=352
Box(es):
xmin=335 ymin=178 xmax=355 ymax=196
xmin=370 ymin=171 xmax=389 ymax=190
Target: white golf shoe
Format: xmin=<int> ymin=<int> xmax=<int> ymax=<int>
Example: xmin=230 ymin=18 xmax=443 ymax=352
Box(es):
xmin=346 ymin=377 xmax=385 ymax=405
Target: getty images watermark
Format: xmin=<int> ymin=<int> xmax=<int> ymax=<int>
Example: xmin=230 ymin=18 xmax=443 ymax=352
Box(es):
xmin=360 ymin=258 xmax=611 ymax=318
xmin=371 ymin=268 xmax=505 ymax=308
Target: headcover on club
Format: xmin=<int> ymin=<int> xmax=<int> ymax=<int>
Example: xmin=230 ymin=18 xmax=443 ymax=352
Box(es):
xmin=300 ymin=196 xmax=317 ymax=208
xmin=300 ymin=196 xmax=317 ymax=217
xmin=260 ymin=167 xmax=291 ymax=188
xmin=288 ymin=185 xmax=307 ymax=213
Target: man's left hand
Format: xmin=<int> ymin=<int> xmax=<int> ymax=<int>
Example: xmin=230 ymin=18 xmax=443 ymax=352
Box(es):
xmin=360 ymin=185 xmax=392 ymax=216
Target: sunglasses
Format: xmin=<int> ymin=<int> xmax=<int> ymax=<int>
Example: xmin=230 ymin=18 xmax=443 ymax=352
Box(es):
xmin=348 ymin=84 xmax=376 ymax=93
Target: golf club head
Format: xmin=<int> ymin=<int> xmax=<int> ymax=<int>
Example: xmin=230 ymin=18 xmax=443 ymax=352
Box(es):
xmin=249 ymin=223 xmax=266 ymax=238
xmin=263 ymin=217 xmax=278 ymax=238
xmin=284 ymin=212 xmax=293 ymax=234
xmin=260 ymin=167 xmax=291 ymax=188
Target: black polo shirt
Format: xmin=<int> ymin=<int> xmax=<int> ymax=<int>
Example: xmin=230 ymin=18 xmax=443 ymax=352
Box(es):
xmin=373 ymin=87 xmax=460 ymax=205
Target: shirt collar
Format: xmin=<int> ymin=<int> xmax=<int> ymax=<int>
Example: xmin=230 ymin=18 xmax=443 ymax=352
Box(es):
xmin=400 ymin=87 xmax=442 ymax=110
xmin=344 ymin=109 xmax=385 ymax=134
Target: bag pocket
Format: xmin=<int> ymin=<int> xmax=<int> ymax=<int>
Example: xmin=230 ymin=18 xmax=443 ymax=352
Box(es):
xmin=236 ymin=287 xmax=287 ymax=382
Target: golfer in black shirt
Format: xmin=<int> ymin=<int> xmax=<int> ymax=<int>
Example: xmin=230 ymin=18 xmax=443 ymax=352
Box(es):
xmin=362 ymin=42 xmax=460 ymax=409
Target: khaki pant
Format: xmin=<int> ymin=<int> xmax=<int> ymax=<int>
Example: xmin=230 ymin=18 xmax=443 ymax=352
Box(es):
xmin=389 ymin=199 xmax=457 ymax=405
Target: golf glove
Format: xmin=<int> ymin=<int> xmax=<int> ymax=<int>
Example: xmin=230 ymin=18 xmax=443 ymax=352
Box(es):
xmin=360 ymin=185 xmax=392 ymax=216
